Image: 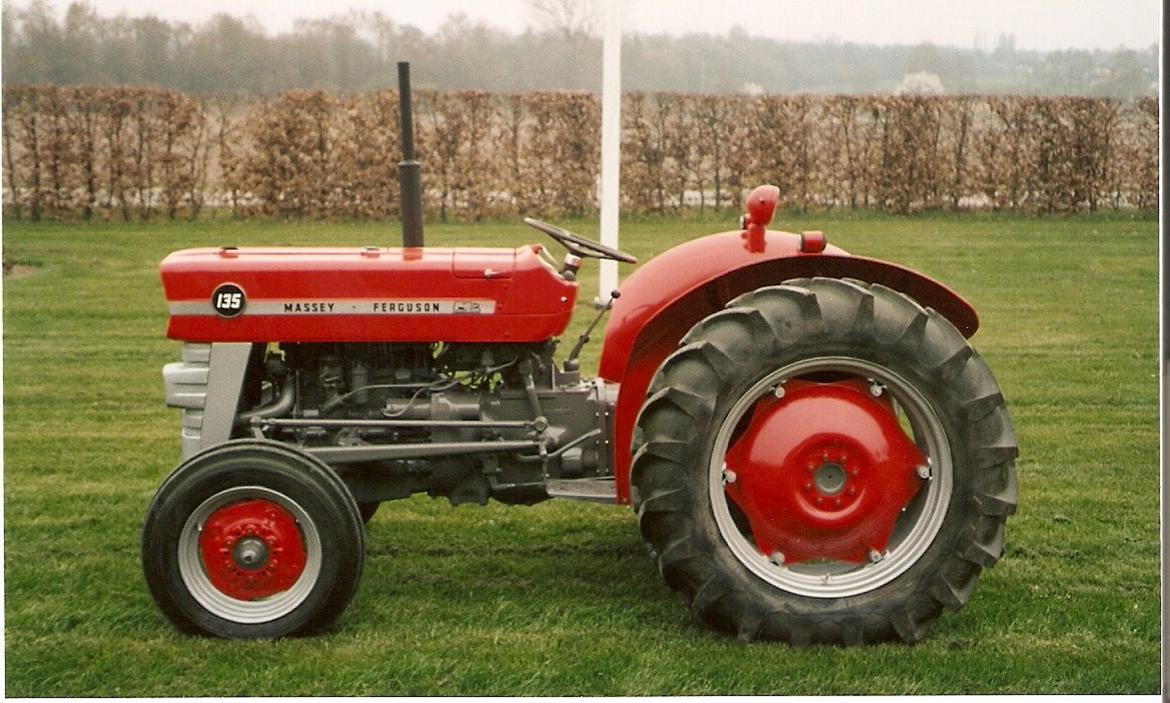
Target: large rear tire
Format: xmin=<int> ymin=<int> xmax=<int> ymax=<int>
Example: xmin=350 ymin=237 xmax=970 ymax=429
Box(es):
xmin=631 ymin=278 xmax=1017 ymax=644
xmin=142 ymin=440 xmax=365 ymax=639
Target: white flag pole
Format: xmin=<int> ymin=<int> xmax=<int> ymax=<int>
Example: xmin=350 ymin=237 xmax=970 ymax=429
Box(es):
xmin=597 ymin=0 xmax=621 ymax=305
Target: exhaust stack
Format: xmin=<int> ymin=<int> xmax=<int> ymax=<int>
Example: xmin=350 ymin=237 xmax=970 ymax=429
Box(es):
xmin=397 ymin=61 xmax=424 ymax=248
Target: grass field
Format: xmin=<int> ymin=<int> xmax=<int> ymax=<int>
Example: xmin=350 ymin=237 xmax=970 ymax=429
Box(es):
xmin=2 ymin=210 xmax=1159 ymax=695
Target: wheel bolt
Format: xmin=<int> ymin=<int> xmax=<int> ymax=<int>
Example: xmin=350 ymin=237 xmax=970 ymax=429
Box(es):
xmin=815 ymin=497 xmax=824 ymax=506
xmin=833 ymin=498 xmax=842 ymax=507
xmin=916 ymin=464 xmax=931 ymax=480
xmin=869 ymin=382 xmax=883 ymax=397
xmin=868 ymin=548 xmax=883 ymax=563
xmin=850 ymin=469 xmax=860 ymax=478
xmin=769 ymin=551 xmax=785 ymax=565
xmin=722 ymin=468 xmax=737 ymax=485
xmin=774 ymin=384 xmax=786 ymax=399
xmin=847 ymin=487 xmax=857 ymax=496
xmin=803 ymin=481 xmax=813 ymax=491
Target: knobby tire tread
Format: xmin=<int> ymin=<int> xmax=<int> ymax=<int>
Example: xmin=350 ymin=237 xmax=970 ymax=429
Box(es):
xmin=630 ymin=277 xmax=1018 ymax=645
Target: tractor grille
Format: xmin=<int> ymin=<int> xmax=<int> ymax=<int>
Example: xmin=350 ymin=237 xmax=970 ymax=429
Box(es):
xmin=163 ymin=343 xmax=212 ymax=459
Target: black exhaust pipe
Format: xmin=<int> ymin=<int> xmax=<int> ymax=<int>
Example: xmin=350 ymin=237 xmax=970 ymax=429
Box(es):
xmin=397 ymin=61 xmax=424 ymax=248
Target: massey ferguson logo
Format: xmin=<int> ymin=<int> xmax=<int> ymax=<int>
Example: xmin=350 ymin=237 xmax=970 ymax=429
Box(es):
xmin=211 ymin=283 xmax=246 ymax=318
xmin=369 ymin=301 xmax=443 ymax=313
xmin=452 ymin=301 xmax=483 ymax=314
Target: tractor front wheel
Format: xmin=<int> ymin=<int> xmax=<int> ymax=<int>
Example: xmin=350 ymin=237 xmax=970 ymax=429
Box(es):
xmin=142 ymin=440 xmax=365 ymax=638
xmin=631 ymin=278 xmax=1017 ymax=644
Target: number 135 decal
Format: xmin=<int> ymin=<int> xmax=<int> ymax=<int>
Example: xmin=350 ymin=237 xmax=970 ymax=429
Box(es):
xmin=211 ymin=283 xmax=247 ymax=318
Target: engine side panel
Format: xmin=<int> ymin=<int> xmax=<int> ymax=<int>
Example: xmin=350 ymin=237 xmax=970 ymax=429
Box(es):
xmin=598 ymin=228 xmax=980 ymax=504
xmin=162 ymin=245 xmax=577 ymax=343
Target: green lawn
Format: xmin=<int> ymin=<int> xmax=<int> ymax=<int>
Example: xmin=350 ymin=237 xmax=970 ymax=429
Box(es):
xmin=3 ymin=210 xmax=1159 ymax=695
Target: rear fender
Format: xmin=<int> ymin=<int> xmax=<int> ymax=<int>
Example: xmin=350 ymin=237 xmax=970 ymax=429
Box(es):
xmin=598 ymin=228 xmax=978 ymax=505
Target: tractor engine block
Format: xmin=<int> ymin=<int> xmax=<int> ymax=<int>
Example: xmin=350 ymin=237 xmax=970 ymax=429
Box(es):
xmin=227 ymin=341 xmax=614 ymax=506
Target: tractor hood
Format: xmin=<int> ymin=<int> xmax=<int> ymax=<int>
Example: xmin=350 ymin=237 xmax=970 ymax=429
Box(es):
xmin=160 ymin=244 xmax=577 ymax=344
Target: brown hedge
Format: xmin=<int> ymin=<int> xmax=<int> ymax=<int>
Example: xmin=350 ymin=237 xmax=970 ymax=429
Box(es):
xmin=2 ymin=85 xmax=1157 ymax=220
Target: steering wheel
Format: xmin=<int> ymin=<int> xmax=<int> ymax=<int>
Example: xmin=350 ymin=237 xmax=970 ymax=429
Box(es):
xmin=523 ymin=217 xmax=638 ymax=264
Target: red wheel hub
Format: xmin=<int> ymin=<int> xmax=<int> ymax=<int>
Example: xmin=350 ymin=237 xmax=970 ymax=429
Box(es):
xmin=198 ymin=498 xmax=308 ymax=600
xmin=724 ymin=378 xmax=925 ymax=564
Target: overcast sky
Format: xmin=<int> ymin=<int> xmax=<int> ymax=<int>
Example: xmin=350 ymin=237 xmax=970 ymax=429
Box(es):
xmin=47 ymin=0 xmax=1162 ymax=51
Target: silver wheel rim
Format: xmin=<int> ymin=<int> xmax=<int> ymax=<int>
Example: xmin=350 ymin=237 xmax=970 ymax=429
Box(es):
xmin=178 ymin=485 xmax=323 ymax=624
xmin=708 ymin=356 xmax=952 ymax=598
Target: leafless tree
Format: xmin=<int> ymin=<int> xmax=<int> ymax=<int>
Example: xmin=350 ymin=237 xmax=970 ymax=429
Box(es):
xmin=527 ymin=0 xmax=599 ymax=39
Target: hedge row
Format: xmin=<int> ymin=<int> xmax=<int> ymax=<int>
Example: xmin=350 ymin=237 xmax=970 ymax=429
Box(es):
xmin=2 ymin=85 xmax=1158 ymax=220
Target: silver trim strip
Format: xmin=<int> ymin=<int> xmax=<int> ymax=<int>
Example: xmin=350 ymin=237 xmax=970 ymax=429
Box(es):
xmin=170 ymin=299 xmax=497 ymax=316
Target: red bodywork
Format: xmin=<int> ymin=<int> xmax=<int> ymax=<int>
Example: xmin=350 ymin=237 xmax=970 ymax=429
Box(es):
xmin=597 ymin=226 xmax=978 ymax=504
xmin=161 ymin=244 xmax=577 ymax=343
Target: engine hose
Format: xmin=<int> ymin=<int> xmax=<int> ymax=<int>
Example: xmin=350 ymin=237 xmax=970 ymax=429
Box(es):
xmin=235 ymin=377 xmax=297 ymax=427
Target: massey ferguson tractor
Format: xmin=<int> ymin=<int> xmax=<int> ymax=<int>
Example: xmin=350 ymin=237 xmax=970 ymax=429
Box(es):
xmin=142 ymin=64 xmax=1017 ymax=645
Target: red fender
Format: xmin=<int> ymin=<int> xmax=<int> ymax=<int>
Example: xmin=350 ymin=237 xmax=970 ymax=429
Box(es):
xmin=598 ymin=226 xmax=978 ymax=505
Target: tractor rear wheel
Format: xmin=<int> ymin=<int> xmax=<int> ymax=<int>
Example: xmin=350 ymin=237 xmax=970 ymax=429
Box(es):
xmin=142 ymin=440 xmax=365 ymax=639
xmin=631 ymin=278 xmax=1017 ymax=644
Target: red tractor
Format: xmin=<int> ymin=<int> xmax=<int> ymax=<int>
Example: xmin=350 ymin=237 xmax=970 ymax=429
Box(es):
xmin=142 ymin=65 xmax=1017 ymax=645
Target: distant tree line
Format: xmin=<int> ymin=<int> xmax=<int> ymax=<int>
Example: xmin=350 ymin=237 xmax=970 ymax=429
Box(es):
xmin=2 ymin=85 xmax=1157 ymax=221
xmin=1 ymin=1 xmax=1158 ymax=97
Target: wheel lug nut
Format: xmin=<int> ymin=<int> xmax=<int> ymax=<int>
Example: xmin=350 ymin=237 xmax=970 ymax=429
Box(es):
xmin=850 ymin=469 xmax=860 ymax=478
xmin=916 ymin=464 xmax=931 ymax=480
xmin=803 ymin=481 xmax=813 ymax=491
xmin=847 ymin=487 xmax=857 ymax=496
xmin=833 ymin=498 xmax=842 ymax=507
xmin=869 ymin=382 xmax=883 ymax=397
xmin=721 ymin=468 xmax=737 ymax=485
xmin=815 ymin=497 xmax=824 ymax=506
xmin=868 ymin=548 xmax=883 ymax=563
xmin=769 ymin=551 xmax=785 ymax=565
